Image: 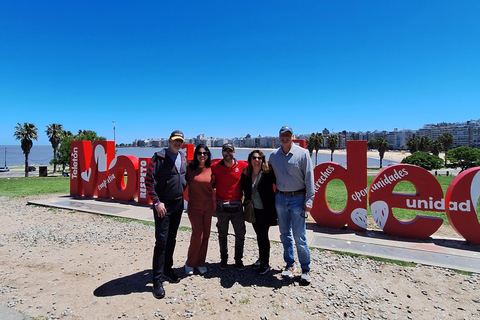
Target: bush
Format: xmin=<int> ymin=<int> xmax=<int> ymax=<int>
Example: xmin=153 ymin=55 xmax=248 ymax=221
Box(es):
xmin=401 ymin=151 xmax=444 ymax=170
xmin=446 ymin=146 xmax=480 ymax=172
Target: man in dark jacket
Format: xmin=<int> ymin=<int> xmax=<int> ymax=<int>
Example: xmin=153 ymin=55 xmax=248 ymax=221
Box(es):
xmin=146 ymin=130 xmax=187 ymax=299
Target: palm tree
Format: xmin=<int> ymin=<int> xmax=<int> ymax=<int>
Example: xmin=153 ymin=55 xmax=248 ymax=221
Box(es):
xmin=306 ymin=134 xmax=315 ymax=157
xmin=406 ymin=137 xmax=419 ymax=154
xmin=14 ymin=122 xmax=38 ymax=177
xmin=46 ymin=123 xmax=64 ymax=173
xmin=367 ymin=138 xmax=376 ymax=150
xmin=438 ymin=132 xmax=454 ymax=166
xmin=327 ymin=134 xmax=339 ymax=162
xmin=418 ymin=136 xmax=432 ymax=152
xmin=375 ymin=138 xmax=389 ymax=168
xmin=430 ymin=140 xmax=443 ymax=157
xmin=306 ymin=132 xmax=324 ymax=166
xmin=313 ymin=132 xmax=323 ymax=166
xmin=56 ymin=130 xmax=74 ymax=172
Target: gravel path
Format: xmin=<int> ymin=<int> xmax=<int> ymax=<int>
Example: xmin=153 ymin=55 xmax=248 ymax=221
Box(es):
xmin=1 ymin=194 xmax=479 ymax=319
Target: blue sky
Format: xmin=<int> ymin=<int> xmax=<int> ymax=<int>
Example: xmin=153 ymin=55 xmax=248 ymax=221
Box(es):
xmin=1 ymin=1 xmax=479 ymax=145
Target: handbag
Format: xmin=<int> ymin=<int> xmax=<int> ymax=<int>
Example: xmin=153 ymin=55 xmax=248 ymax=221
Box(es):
xmin=243 ymin=199 xmax=255 ymax=223
xmin=243 ymin=178 xmax=258 ymax=224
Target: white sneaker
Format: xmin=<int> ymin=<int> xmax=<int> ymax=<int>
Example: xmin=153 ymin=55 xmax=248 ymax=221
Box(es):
xmin=281 ymin=265 xmax=296 ymax=278
xmin=196 ymin=266 xmax=207 ymax=275
xmin=185 ymin=263 xmax=194 ymax=276
xmin=300 ymin=270 xmax=311 ymax=284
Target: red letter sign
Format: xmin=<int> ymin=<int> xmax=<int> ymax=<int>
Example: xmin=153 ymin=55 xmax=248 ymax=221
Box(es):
xmin=70 ymin=140 xmax=115 ymax=198
xmin=310 ymin=141 xmax=368 ymax=231
xmin=445 ymin=167 xmax=480 ymax=245
xmin=369 ymin=164 xmax=444 ymax=239
xmin=108 ymin=155 xmax=139 ymax=202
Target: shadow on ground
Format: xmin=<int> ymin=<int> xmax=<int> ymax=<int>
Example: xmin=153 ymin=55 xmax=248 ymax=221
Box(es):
xmin=93 ymin=264 xmax=300 ymax=297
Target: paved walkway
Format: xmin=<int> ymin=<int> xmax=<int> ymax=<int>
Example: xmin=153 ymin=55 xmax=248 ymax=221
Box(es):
xmin=28 ymin=195 xmax=480 ymax=274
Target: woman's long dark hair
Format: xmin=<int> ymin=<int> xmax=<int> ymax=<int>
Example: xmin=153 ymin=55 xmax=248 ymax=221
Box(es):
xmin=244 ymin=149 xmax=269 ymax=176
xmin=188 ymin=144 xmax=211 ymax=169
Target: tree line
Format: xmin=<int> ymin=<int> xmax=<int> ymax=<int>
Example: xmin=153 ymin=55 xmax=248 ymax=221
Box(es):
xmin=306 ymin=131 xmax=480 ymax=172
xmin=401 ymin=133 xmax=480 ymax=172
xmin=14 ymin=123 xmax=479 ymax=176
xmin=13 ymin=122 xmax=105 ymax=177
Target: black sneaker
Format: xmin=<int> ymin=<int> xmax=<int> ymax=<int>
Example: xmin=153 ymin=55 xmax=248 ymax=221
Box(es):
xmin=219 ymin=259 xmax=227 ymax=270
xmin=236 ymin=260 xmax=245 ymax=271
xmin=164 ymin=270 xmax=180 ymax=283
xmin=152 ymin=281 xmax=165 ymax=299
xmin=252 ymin=259 xmax=261 ymax=270
xmin=257 ymin=264 xmax=270 ymax=275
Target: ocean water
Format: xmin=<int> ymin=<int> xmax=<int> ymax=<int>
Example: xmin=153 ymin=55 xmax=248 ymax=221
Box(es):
xmin=1 ymin=145 xmax=398 ymax=168
xmin=0 ymin=145 xmax=54 ymax=167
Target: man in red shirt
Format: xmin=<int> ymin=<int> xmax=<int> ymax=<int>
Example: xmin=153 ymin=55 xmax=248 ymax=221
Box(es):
xmin=211 ymin=143 xmax=248 ymax=270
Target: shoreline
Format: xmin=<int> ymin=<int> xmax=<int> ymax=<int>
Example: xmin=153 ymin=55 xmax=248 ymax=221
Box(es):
xmin=212 ymin=147 xmax=427 ymax=163
xmin=11 ymin=146 xmax=445 ymax=168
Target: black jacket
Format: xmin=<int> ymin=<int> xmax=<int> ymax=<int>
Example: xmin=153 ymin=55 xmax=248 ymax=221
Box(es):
xmin=241 ymin=169 xmax=277 ymax=226
xmin=145 ymin=148 xmax=187 ymax=203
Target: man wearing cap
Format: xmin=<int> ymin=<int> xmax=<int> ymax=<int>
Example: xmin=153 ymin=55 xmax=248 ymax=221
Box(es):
xmin=268 ymin=126 xmax=315 ymax=284
xmin=146 ymin=130 xmax=187 ymax=299
xmin=211 ymin=143 xmax=248 ymax=270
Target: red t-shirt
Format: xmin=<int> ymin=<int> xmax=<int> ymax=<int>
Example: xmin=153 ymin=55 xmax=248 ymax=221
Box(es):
xmin=211 ymin=160 xmax=248 ymax=202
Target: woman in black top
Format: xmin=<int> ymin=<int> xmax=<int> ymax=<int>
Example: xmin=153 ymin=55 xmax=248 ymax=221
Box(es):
xmin=241 ymin=150 xmax=277 ymax=275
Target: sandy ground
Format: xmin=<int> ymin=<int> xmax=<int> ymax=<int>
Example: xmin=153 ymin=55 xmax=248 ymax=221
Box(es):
xmin=1 ymin=194 xmax=479 ymax=320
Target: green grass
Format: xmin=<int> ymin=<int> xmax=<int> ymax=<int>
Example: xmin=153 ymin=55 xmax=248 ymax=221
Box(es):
xmin=104 ymin=215 xmax=155 ymax=227
xmin=0 ymin=176 xmax=70 ymax=197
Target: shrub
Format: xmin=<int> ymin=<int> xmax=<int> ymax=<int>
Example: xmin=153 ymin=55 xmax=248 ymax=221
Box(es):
xmin=446 ymin=146 xmax=480 ymax=172
xmin=401 ymin=151 xmax=444 ymax=171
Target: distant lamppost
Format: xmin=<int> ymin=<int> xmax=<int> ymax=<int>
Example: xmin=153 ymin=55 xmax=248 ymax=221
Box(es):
xmin=113 ymin=121 xmax=116 ymax=144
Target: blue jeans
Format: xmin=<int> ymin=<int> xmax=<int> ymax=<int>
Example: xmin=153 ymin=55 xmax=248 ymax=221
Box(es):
xmin=275 ymin=193 xmax=311 ymax=271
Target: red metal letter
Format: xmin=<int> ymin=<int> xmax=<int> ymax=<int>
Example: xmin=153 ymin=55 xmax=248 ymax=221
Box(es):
xmin=310 ymin=141 xmax=368 ymax=231
xmin=445 ymin=167 xmax=480 ymax=245
xmin=369 ymin=164 xmax=443 ymax=239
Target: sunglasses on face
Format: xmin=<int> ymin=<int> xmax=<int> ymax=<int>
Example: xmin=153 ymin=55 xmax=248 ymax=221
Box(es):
xmin=222 ymin=150 xmax=234 ymax=154
xmin=196 ymin=152 xmax=208 ymax=156
xmin=252 ymin=156 xmax=262 ymax=160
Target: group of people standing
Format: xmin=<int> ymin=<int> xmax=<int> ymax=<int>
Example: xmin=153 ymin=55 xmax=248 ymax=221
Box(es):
xmin=145 ymin=126 xmax=315 ymax=299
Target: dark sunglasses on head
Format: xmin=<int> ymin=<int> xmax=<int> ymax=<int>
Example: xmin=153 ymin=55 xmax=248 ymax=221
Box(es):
xmin=252 ymin=156 xmax=262 ymax=160
xmin=196 ymin=151 xmax=208 ymax=156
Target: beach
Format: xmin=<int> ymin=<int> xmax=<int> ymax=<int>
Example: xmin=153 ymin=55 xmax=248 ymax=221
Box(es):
xmin=324 ymin=148 xmax=440 ymax=164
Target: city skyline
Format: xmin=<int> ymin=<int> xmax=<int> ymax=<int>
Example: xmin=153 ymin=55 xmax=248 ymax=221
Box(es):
xmin=128 ymin=118 xmax=480 ymax=150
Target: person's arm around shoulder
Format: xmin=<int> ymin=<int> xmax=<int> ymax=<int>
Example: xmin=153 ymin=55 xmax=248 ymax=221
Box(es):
xmin=302 ymin=149 xmax=315 ymax=213
xmin=241 ymin=168 xmax=251 ymax=201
